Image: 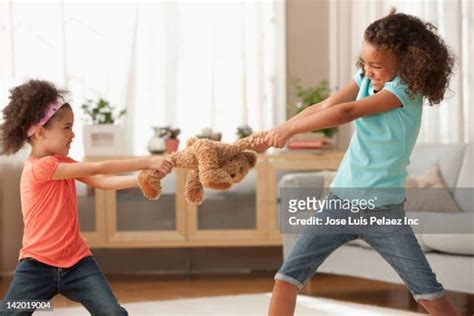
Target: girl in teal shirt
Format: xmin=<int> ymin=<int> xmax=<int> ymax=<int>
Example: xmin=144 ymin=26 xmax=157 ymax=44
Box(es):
xmin=262 ymin=10 xmax=457 ymax=316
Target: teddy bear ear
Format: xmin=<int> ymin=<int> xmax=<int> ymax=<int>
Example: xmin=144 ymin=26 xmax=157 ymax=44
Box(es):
xmin=186 ymin=137 xmax=198 ymax=147
xmin=243 ymin=151 xmax=257 ymax=168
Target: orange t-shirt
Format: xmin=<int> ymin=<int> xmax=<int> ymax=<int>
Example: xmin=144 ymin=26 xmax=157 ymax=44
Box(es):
xmin=19 ymin=155 xmax=92 ymax=268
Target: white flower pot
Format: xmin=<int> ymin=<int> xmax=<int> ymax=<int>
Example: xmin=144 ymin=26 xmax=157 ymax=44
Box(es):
xmin=148 ymin=136 xmax=166 ymax=154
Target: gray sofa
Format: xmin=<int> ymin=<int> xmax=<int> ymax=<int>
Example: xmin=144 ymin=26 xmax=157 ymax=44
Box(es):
xmin=280 ymin=143 xmax=474 ymax=293
xmin=0 ymin=154 xmax=24 ymax=276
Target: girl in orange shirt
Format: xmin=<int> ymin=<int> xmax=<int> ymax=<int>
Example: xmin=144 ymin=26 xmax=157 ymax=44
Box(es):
xmin=0 ymin=80 xmax=173 ymax=315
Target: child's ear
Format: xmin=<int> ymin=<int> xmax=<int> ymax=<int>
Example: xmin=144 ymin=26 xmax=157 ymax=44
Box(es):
xmin=37 ymin=127 xmax=48 ymax=139
xmin=35 ymin=127 xmax=46 ymax=139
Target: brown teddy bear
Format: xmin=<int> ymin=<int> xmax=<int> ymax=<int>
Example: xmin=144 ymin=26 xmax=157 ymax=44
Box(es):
xmin=138 ymin=132 xmax=267 ymax=205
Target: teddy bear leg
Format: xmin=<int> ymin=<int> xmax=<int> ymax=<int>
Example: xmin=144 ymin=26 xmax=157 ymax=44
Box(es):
xmin=195 ymin=144 xmax=232 ymax=190
xmin=185 ymin=170 xmax=204 ymax=204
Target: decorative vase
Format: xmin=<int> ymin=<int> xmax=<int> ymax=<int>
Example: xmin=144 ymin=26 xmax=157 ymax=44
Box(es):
xmin=165 ymin=139 xmax=180 ymax=153
xmin=147 ymin=127 xmax=166 ymax=154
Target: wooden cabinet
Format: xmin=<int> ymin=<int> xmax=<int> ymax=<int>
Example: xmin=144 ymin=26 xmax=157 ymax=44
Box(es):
xmin=80 ymin=151 xmax=344 ymax=248
xmin=77 ymin=180 xmax=107 ymax=246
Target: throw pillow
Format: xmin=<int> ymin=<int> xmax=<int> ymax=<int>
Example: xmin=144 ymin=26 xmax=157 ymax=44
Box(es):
xmin=405 ymin=165 xmax=461 ymax=213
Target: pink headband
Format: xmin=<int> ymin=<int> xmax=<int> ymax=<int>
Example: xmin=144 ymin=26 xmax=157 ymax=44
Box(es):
xmin=27 ymin=100 xmax=65 ymax=137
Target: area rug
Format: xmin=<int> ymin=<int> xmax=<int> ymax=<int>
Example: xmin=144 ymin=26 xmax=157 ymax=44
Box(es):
xmin=39 ymin=293 xmax=424 ymax=315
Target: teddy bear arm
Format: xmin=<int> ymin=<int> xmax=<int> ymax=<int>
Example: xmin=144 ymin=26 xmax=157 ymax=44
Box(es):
xmin=138 ymin=169 xmax=163 ymax=200
xmin=235 ymin=131 xmax=269 ymax=153
xmin=185 ymin=170 xmax=204 ymax=204
xmin=169 ymin=150 xmax=197 ymax=169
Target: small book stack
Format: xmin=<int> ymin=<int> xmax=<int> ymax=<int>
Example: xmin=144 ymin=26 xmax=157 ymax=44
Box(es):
xmin=287 ymin=134 xmax=333 ymax=150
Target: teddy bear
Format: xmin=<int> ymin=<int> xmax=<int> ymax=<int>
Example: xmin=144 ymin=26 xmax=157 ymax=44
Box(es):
xmin=138 ymin=132 xmax=267 ymax=205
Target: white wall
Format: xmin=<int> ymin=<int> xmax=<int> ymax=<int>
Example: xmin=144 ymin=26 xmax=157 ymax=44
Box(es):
xmin=286 ymin=0 xmax=330 ymax=118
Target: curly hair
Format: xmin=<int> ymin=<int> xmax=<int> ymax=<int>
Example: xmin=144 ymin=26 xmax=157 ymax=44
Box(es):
xmin=0 ymin=80 xmax=69 ymax=155
xmin=356 ymin=9 xmax=455 ymax=105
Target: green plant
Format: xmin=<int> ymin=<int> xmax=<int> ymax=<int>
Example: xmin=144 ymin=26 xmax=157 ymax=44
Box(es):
xmin=292 ymin=79 xmax=338 ymax=138
xmin=196 ymin=127 xmax=221 ymax=141
xmin=81 ymin=98 xmax=126 ymax=125
xmin=236 ymin=125 xmax=253 ymax=139
xmin=164 ymin=127 xmax=181 ymax=139
xmin=152 ymin=126 xmax=169 ymax=138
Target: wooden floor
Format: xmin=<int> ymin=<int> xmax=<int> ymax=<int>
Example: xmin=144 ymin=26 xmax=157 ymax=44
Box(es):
xmin=1 ymin=272 xmax=473 ymax=315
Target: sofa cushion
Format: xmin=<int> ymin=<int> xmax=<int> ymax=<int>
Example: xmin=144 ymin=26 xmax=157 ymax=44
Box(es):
xmin=346 ymin=239 xmax=372 ymax=249
xmin=408 ymin=143 xmax=466 ymax=189
xmin=407 ymin=212 xmax=474 ymax=234
xmin=279 ymin=172 xmax=327 ymax=202
xmin=454 ymin=144 xmax=474 ymax=213
xmin=422 ymin=234 xmax=474 ymax=255
xmin=405 ymin=165 xmax=461 ymax=213
xmin=279 ymin=172 xmax=327 ymax=189
xmin=346 ymin=234 xmax=432 ymax=252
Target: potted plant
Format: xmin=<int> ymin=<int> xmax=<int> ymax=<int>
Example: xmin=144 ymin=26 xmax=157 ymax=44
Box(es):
xmin=236 ymin=125 xmax=253 ymax=140
xmin=81 ymin=98 xmax=127 ymax=156
xmin=164 ymin=126 xmax=181 ymax=153
xmin=292 ymin=79 xmax=338 ymax=138
xmin=196 ymin=127 xmax=221 ymax=141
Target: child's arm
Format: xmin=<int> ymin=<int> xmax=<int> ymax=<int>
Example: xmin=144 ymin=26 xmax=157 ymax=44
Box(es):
xmin=77 ymin=159 xmax=174 ymax=190
xmin=251 ymin=81 xmax=359 ymax=150
xmin=78 ymin=174 xmax=139 ymax=191
xmin=266 ymin=89 xmax=402 ymax=148
xmin=287 ymin=81 xmax=359 ymax=123
xmin=52 ymin=157 xmax=173 ymax=181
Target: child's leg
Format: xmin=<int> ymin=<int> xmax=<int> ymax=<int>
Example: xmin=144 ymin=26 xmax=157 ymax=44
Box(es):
xmin=362 ymin=224 xmax=458 ymax=316
xmin=418 ymin=295 xmax=459 ymax=316
xmin=268 ymin=280 xmax=298 ymax=316
xmin=1 ymin=258 xmax=58 ymax=315
xmin=269 ymin=193 xmax=359 ymax=316
xmin=59 ymin=256 xmax=127 ymax=316
xmin=270 ymin=228 xmax=357 ymax=316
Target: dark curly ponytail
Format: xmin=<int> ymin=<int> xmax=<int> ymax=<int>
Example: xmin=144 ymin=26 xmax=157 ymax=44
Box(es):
xmin=357 ymin=9 xmax=455 ymax=105
xmin=1 ymin=80 xmax=68 ymax=155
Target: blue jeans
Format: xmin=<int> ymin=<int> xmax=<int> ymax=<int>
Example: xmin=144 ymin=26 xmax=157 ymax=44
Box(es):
xmin=276 ymin=193 xmax=446 ymax=301
xmin=0 ymin=256 xmax=127 ymax=315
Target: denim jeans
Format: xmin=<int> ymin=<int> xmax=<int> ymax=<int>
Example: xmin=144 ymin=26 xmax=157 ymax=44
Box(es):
xmin=0 ymin=256 xmax=127 ymax=315
xmin=276 ymin=193 xmax=446 ymax=301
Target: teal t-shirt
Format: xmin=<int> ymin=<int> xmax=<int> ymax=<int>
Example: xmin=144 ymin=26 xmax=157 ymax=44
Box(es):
xmin=330 ymin=69 xmax=423 ymax=206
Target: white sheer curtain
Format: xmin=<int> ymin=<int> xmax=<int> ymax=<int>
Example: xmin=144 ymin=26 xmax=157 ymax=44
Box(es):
xmin=329 ymin=0 xmax=473 ymax=147
xmin=131 ymin=2 xmax=286 ymax=155
xmin=0 ymin=1 xmax=286 ymax=158
xmin=329 ymin=0 xmax=383 ymax=149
